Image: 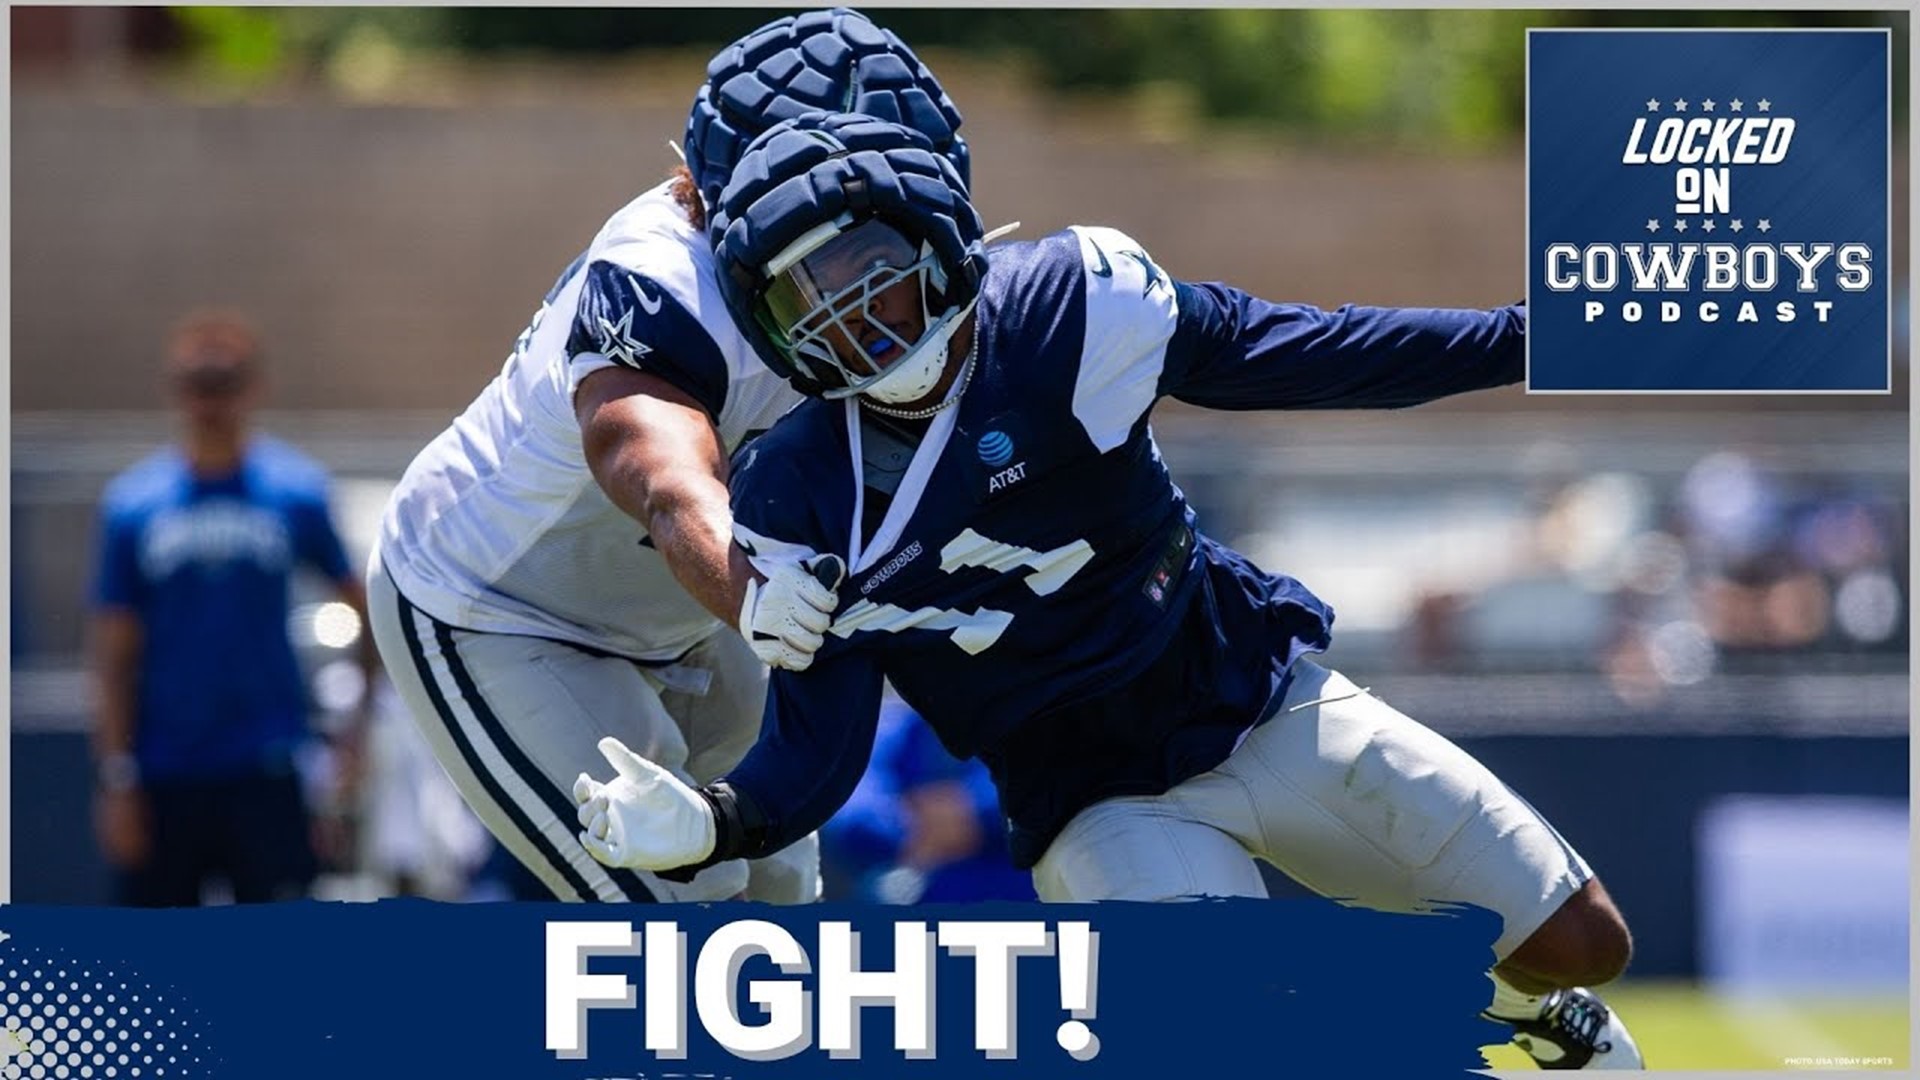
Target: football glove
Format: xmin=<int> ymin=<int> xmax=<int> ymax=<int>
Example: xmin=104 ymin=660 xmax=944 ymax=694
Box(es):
xmin=738 ymin=553 xmax=846 ymax=671
xmin=573 ymin=737 xmax=716 ymax=871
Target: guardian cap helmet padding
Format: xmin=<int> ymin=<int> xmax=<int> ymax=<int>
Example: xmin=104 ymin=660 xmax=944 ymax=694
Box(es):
xmin=686 ymin=8 xmax=969 ymax=213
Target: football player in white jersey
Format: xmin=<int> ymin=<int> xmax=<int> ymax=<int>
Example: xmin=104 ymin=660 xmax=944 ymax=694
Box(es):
xmin=365 ymin=10 xmax=970 ymax=904
xmin=576 ymin=114 xmax=1646 ymax=1067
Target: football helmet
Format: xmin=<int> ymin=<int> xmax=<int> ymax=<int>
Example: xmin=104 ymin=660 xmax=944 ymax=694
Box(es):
xmin=710 ymin=112 xmax=987 ymax=405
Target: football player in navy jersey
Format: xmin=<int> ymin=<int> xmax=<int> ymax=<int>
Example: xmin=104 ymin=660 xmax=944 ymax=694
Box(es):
xmin=365 ymin=12 xmax=968 ymax=906
xmin=573 ymin=113 xmax=1645 ymax=1068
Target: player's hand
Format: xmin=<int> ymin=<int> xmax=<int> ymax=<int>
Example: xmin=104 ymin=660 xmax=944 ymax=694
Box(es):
xmin=572 ymin=737 xmax=716 ymax=871
xmin=738 ymin=554 xmax=846 ymax=671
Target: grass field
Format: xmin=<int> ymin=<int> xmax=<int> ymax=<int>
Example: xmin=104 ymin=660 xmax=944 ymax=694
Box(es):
xmin=1478 ymin=982 xmax=1910 ymax=1070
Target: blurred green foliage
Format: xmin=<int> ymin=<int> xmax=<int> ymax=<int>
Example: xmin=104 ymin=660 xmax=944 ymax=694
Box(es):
xmin=172 ymin=7 xmax=284 ymax=82
xmin=167 ymin=8 xmax=1906 ymax=147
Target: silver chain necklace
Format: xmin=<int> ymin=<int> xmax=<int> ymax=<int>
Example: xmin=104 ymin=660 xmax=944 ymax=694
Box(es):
xmin=860 ymin=333 xmax=979 ymax=422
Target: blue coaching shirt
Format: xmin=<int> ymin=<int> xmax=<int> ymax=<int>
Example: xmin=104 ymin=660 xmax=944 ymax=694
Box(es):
xmin=821 ymin=698 xmax=1037 ymax=903
xmin=93 ymin=437 xmax=351 ymax=780
xmin=726 ymin=225 xmax=1526 ymax=868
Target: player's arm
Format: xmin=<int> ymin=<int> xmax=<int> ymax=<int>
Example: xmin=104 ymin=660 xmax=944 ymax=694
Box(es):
xmin=707 ymin=652 xmax=888 ymax=862
xmin=575 ymin=366 xmax=749 ymax=625
xmin=568 ymin=261 xmax=838 ymax=668
xmin=572 ymin=649 xmax=886 ymax=873
xmin=1161 ymin=280 xmax=1527 ymax=410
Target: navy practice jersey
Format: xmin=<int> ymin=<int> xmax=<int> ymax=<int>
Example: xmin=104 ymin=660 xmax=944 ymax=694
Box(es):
xmin=723 ymin=225 xmax=1527 ymax=868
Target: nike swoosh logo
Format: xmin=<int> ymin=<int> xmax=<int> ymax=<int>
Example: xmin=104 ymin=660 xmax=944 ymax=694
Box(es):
xmin=629 ymin=274 xmax=664 ymax=315
xmin=1088 ymin=241 xmax=1112 ymax=278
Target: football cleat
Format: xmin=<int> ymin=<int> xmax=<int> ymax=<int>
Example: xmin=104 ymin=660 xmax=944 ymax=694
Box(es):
xmin=1501 ymin=987 xmax=1644 ymax=1070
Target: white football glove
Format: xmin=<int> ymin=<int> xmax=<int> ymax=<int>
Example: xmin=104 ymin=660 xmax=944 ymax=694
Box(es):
xmin=572 ymin=737 xmax=717 ymax=871
xmin=738 ymin=553 xmax=846 ymax=671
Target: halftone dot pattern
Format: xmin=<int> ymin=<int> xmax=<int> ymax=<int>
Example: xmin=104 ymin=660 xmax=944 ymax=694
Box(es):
xmin=0 ymin=944 xmax=213 ymax=1078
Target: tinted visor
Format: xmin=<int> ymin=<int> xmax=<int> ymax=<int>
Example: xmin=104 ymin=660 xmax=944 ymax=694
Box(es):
xmin=764 ymin=220 xmax=919 ymax=330
xmin=760 ymin=219 xmax=940 ymax=382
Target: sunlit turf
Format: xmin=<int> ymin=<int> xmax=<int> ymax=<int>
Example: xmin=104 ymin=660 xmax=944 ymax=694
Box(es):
xmin=1479 ymin=981 xmax=1910 ymax=1071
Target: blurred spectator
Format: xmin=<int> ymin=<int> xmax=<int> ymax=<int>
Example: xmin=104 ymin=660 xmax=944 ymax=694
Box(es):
xmin=1399 ymin=436 xmax=1908 ymax=713
xmin=821 ymin=697 xmax=1035 ymax=904
xmin=88 ymin=310 xmax=377 ymax=906
xmin=1677 ymin=450 xmax=1820 ymax=651
xmin=1672 ymin=450 xmax=1905 ymax=657
xmin=1787 ymin=484 xmax=1905 ymax=650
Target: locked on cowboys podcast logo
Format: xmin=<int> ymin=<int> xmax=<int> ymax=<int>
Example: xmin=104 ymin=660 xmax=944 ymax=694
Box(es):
xmin=1527 ymin=30 xmax=1890 ymax=392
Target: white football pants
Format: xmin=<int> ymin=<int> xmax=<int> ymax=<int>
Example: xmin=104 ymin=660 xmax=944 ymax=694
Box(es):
xmin=367 ymin=549 xmax=819 ymax=904
xmin=1032 ymin=658 xmax=1591 ymax=959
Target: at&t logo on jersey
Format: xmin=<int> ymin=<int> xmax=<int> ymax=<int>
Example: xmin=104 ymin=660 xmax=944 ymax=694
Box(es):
xmin=1526 ymin=30 xmax=1889 ymax=392
xmin=977 ymin=430 xmax=1014 ymax=467
xmin=977 ymin=428 xmax=1029 ymax=494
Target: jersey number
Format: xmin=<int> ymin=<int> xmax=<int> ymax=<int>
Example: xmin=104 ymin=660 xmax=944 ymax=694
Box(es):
xmin=828 ymin=529 xmax=1094 ymax=655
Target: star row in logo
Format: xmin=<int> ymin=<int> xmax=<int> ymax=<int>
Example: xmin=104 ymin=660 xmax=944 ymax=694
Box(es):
xmin=1644 ymin=97 xmax=1772 ymax=113
xmin=1644 ymin=218 xmax=1773 ymax=234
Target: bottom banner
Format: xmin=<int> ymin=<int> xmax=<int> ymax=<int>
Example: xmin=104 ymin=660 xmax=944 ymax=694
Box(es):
xmin=0 ymin=898 xmax=1503 ymax=1078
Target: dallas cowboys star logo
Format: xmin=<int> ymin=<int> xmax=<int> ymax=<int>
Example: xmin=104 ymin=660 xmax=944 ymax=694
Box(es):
xmin=596 ymin=280 xmax=654 ymax=367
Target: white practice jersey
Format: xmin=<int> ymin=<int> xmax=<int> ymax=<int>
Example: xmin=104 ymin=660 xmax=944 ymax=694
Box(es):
xmin=378 ymin=182 xmax=801 ymax=661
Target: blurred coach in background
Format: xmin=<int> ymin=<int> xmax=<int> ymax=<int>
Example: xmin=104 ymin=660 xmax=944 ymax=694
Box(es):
xmin=89 ymin=311 xmax=377 ymax=906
